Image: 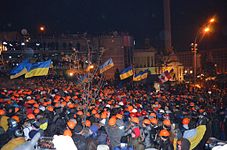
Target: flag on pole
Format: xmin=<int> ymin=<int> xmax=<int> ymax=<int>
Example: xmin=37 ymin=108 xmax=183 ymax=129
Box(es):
xmin=99 ymin=58 xmax=114 ymax=74
xmin=159 ymin=70 xmax=170 ymax=83
xmin=10 ymin=59 xmax=32 ymax=79
xmin=140 ymin=69 xmax=148 ymax=80
xmin=133 ymin=71 xmax=142 ymax=82
xmin=169 ymin=69 xmax=175 ymax=81
xmin=25 ymin=60 xmax=52 ymax=78
xmin=133 ymin=69 xmax=148 ymax=81
xmin=120 ymin=66 xmax=133 ymax=80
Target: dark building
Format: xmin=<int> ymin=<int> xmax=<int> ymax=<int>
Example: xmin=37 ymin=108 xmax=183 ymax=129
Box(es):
xmin=0 ymin=32 xmax=134 ymax=79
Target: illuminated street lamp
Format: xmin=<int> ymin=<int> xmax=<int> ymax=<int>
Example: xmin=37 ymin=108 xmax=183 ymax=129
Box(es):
xmin=203 ymin=27 xmax=210 ymax=33
xmin=40 ymin=26 xmax=45 ymax=32
xmin=209 ymin=18 xmax=215 ymax=23
xmin=191 ymin=16 xmax=216 ymax=84
xmin=39 ymin=25 xmax=45 ymax=50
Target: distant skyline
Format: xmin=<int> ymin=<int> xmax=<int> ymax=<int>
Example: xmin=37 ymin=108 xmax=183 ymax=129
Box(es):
xmin=0 ymin=0 xmax=227 ymax=51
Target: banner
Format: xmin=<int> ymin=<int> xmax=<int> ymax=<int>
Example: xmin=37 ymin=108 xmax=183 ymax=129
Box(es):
xmin=10 ymin=59 xmax=32 ymax=79
xmin=25 ymin=60 xmax=52 ymax=78
xmin=120 ymin=66 xmax=133 ymax=80
xmin=99 ymin=58 xmax=114 ymax=74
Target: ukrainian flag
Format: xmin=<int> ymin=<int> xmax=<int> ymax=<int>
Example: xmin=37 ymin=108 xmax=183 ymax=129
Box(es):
xmin=120 ymin=66 xmax=133 ymax=80
xmin=133 ymin=69 xmax=148 ymax=82
xmin=133 ymin=72 xmax=142 ymax=81
xmin=25 ymin=60 xmax=52 ymax=78
xmin=10 ymin=59 xmax=32 ymax=79
xmin=140 ymin=69 xmax=148 ymax=80
xmin=99 ymin=58 xmax=114 ymax=74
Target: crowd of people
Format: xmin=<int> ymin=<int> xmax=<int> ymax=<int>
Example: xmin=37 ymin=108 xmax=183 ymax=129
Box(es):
xmin=0 ymin=75 xmax=227 ymax=150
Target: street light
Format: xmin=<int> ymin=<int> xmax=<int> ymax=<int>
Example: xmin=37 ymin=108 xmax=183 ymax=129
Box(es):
xmin=191 ymin=16 xmax=216 ymax=84
xmin=39 ymin=26 xmax=45 ymax=50
xmin=203 ymin=27 xmax=210 ymax=33
xmin=40 ymin=26 xmax=45 ymax=32
xmin=209 ymin=18 xmax=215 ymax=23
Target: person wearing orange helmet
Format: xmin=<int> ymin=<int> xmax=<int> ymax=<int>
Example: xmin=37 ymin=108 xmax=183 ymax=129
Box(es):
xmin=158 ymin=129 xmax=174 ymax=150
xmin=180 ymin=117 xmax=190 ymax=134
xmin=150 ymin=117 xmax=160 ymax=148
xmin=105 ymin=116 xmax=122 ymax=149
xmin=163 ymin=119 xmax=171 ymax=130
xmin=141 ymin=118 xmax=153 ymax=148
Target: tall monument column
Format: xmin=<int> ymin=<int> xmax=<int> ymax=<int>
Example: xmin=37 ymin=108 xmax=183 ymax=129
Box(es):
xmin=162 ymin=0 xmax=184 ymax=81
xmin=163 ymin=0 xmax=172 ymax=54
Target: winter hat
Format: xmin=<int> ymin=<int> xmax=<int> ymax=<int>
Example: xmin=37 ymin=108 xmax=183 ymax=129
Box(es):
xmin=133 ymin=128 xmax=140 ymax=138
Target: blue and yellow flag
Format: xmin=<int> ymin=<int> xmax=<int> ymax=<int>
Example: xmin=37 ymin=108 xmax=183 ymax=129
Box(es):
xmin=10 ymin=59 xmax=32 ymax=79
xmin=140 ymin=69 xmax=148 ymax=80
xmin=133 ymin=69 xmax=148 ymax=81
xmin=120 ymin=66 xmax=133 ymax=80
xmin=25 ymin=60 xmax=52 ymax=78
xmin=133 ymin=72 xmax=142 ymax=81
xmin=99 ymin=58 xmax=114 ymax=74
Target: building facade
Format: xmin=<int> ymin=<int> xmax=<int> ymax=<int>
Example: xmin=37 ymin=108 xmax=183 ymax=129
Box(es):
xmin=176 ymin=48 xmax=227 ymax=75
xmin=133 ymin=47 xmax=156 ymax=68
xmin=134 ymin=47 xmax=184 ymax=81
xmin=0 ymin=32 xmax=134 ymax=79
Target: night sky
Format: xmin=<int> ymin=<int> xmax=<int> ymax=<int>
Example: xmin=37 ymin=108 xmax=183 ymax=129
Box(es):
xmin=1 ymin=0 xmax=227 ymax=51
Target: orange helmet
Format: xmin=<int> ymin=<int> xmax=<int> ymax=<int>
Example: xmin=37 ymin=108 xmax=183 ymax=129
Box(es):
xmin=163 ymin=119 xmax=171 ymax=127
xmin=101 ymin=112 xmax=107 ymax=119
xmin=64 ymin=129 xmax=72 ymax=137
xmin=95 ymin=113 xmax=100 ymax=118
xmin=68 ymin=103 xmax=74 ymax=109
xmin=128 ymin=106 xmax=133 ymax=112
xmin=67 ymin=120 xmax=76 ymax=129
xmin=61 ymin=101 xmax=67 ymax=106
xmin=182 ymin=118 xmax=190 ymax=125
xmin=34 ymin=109 xmax=40 ymax=114
xmin=86 ymin=112 xmax=91 ymax=117
xmin=34 ymin=103 xmax=39 ymax=108
xmin=116 ymin=114 xmax=123 ymax=119
xmin=27 ymin=113 xmax=35 ymax=120
xmin=73 ymin=114 xmax=77 ymax=119
xmin=150 ymin=118 xmax=158 ymax=125
xmin=143 ymin=119 xmax=151 ymax=125
xmin=77 ymin=110 xmax=83 ymax=116
xmin=159 ymin=129 xmax=170 ymax=137
xmin=15 ymin=107 xmax=20 ymax=113
xmin=108 ymin=117 xmax=117 ymax=126
xmin=12 ymin=116 xmax=20 ymax=123
xmin=149 ymin=112 xmax=156 ymax=118
xmin=47 ymin=106 xmax=54 ymax=112
xmin=190 ymin=102 xmax=195 ymax=106
xmin=199 ymin=109 xmax=205 ymax=113
xmin=85 ymin=120 xmax=91 ymax=127
xmin=92 ymin=109 xmax=97 ymax=115
xmin=131 ymin=117 xmax=139 ymax=124
xmin=0 ymin=109 xmax=5 ymax=115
